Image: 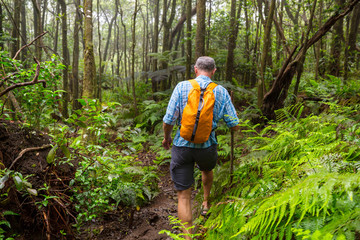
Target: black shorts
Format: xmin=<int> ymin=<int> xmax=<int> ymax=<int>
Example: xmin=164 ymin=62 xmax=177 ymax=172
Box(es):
xmin=170 ymin=145 xmax=218 ymax=191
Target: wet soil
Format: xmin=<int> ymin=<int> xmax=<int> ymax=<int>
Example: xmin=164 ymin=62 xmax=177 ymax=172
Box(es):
xmin=82 ymin=163 xmax=182 ymax=240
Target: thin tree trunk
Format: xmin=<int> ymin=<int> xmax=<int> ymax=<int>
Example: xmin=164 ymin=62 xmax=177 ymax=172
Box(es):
xmin=344 ymin=3 xmax=360 ymax=79
xmin=225 ymin=0 xmax=242 ymax=82
xmin=258 ymin=0 xmax=275 ymax=108
xmin=131 ymin=0 xmax=139 ymax=114
xmin=186 ymin=0 xmax=192 ymax=79
xmin=206 ymin=0 xmax=211 ymax=52
xmin=329 ymin=0 xmax=345 ymax=77
xmin=315 ymin=0 xmax=324 ymax=80
xmin=83 ymin=0 xmax=97 ymax=98
xmin=31 ymin=0 xmax=42 ymax=61
xmin=58 ymin=0 xmax=69 ymax=118
xmin=0 ymin=4 xmax=3 ymax=50
xmin=97 ymin=0 xmax=102 ymax=101
xmin=11 ymin=0 xmax=21 ymax=59
xmin=119 ymin=3 xmax=128 ymax=81
xmin=54 ymin=2 xmax=60 ymax=54
xmin=72 ymin=0 xmax=82 ymax=110
xmin=195 ymin=0 xmax=206 ymax=59
xmin=20 ymin=1 xmax=28 ymax=62
xmin=152 ymin=0 xmax=160 ymax=72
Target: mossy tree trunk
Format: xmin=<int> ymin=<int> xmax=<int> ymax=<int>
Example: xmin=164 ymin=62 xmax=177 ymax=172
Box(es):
xmin=83 ymin=0 xmax=97 ymax=99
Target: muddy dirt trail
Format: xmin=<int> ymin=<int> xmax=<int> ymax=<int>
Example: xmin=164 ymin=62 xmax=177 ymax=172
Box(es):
xmin=94 ymin=164 xmax=197 ymax=240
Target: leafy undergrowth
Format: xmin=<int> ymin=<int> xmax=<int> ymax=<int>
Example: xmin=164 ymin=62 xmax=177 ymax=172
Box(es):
xmin=203 ymin=101 xmax=360 ymax=239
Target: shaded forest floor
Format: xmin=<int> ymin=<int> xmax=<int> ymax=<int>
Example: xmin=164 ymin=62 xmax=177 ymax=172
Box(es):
xmin=0 ymin=119 xmax=202 ymax=239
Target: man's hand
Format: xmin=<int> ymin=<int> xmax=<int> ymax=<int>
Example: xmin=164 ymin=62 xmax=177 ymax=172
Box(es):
xmin=162 ymin=137 xmax=172 ymax=150
xmin=163 ymin=122 xmax=174 ymax=150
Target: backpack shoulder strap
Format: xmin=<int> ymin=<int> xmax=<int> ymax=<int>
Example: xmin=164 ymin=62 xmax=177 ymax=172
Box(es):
xmin=189 ymin=79 xmax=200 ymax=89
xmin=206 ymin=82 xmax=217 ymax=91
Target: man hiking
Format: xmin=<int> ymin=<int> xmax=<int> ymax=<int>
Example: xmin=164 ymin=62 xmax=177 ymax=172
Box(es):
xmin=162 ymin=56 xmax=239 ymax=239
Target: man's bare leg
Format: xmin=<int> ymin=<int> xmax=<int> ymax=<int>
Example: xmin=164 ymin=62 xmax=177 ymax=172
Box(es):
xmin=177 ymin=188 xmax=192 ymax=240
xmin=201 ymin=170 xmax=213 ymax=211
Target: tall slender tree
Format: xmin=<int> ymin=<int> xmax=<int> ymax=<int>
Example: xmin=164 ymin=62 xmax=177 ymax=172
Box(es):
xmin=131 ymin=0 xmax=139 ymax=114
xmin=186 ymin=0 xmax=192 ymax=78
xmin=344 ymin=3 xmax=360 ymax=79
xmin=58 ymin=0 xmax=69 ymax=118
xmin=11 ymin=0 xmax=21 ymax=59
xmin=195 ymin=0 xmax=206 ymax=59
xmin=329 ymin=0 xmax=345 ymax=76
xmin=83 ymin=0 xmax=97 ymax=98
xmin=20 ymin=1 xmax=28 ymax=62
xmin=0 ymin=4 xmax=3 ymax=50
xmin=225 ymin=0 xmax=242 ymax=82
xmin=258 ymin=0 xmax=275 ymax=108
xmin=72 ymin=0 xmax=82 ymax=109
xmin=31 ymin=0 xmax=42 ymax=61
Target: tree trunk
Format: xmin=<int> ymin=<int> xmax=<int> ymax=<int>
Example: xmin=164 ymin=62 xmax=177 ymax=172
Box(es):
xmin=162 ymin=0 xmax=177 ymax=68
xmin=206 ymin=0 xmax=211 ymax=52
xmin=131 ymin=0 xmax=139 ymax=114
xmin=119 ymin=3 xmax=128 ymax=81
xmin=315 ymin=0 xmax=324 ymax=80
xmin=186 ymin=0 xmax=192 ymax=79
xmin=0 ymin=4 xmax=3 ymax=50
xmin=97 ymin=0 xmax=102 ymax=101
xmin=262 ymin=0 xmax=360 ymax=120
xmin=244 ymin=4 xmax=250 ymax=86
xmin=58 ymin=0 xmax=69 ymax=118
xmin=195 ymin=0 xmax=206 ymax=59
xmin=83 ymin=0 xmax=97 ymax=99
xmin=257 ymin=0 xmax=275 ymax=108
xmin=344 ymin=3 xmax=360 ymax=79
xmin=152 ymin=0 xmax=160 ymax=72
xmin=54 ymin=2 xmax=60 ymax=54
xmin=32 ymin=0 xmax=42 ymax=61
xmin=72 ymin=0 xmax=82 ymax=110
xmin=20 ymin=1 xmax=28 ymax=62
xmin=225 ymin=0 xmax=242 ymax=82
xmin=11 ymin=0 xmax=21 ymax=59
xmin=329 ymin=0 xmax=345 ymax=77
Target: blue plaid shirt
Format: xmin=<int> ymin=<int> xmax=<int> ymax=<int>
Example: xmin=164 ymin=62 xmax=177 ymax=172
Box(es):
xmin=163 ymin=75 xmax=239 ymax=148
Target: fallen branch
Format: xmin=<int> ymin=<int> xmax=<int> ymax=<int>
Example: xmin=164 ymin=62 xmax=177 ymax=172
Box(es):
xmin=13 ymin=32 xmax=48 ymax=60
xmin=9 ymin=144 xmax=51 ymax=170
xmin=0 ymin=58 xmax=46 ymax=98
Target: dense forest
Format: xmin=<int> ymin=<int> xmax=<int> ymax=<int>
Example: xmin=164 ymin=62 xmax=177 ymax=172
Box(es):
xmin=0 ymin=0 xmax=360 ymax=239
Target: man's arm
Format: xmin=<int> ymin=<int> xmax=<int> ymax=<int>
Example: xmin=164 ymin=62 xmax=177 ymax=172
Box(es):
xmin=162 ymin=122 xmax=174 ymax=150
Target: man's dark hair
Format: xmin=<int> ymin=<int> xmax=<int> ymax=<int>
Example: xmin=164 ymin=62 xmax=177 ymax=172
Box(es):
xmin=195 ymin=56 xmax=216 ymax=72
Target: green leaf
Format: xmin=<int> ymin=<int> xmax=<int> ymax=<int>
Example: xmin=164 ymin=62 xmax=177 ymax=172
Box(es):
xmin=0 ymin=220 xmax=10 ymax=228
xmin=60 ymin=145 xmax=71 ymax=158
xmin=47 ymin=144 xmax=58 ymax=164
xmin=13 ymin=176 xmax=23 ymax=191
xmin=2 ymin=211 xmax=19 ymax=216
xmin=27 ymin=188 xmax=38 ymax=196
xmin=78 ymin=99 xmax=87 ymax=106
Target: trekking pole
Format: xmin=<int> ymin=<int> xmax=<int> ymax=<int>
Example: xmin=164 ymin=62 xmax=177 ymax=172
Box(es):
xmin=230 ymin=91 xmax=234 ymax=185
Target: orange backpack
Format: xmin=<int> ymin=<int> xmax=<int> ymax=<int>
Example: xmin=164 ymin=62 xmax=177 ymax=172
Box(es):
xmin=180 ymin=80 xmax=217 ymax=143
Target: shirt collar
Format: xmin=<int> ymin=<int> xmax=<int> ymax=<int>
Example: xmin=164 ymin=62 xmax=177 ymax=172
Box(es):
xmin=195 ymin=75 xmax=212 ymax=82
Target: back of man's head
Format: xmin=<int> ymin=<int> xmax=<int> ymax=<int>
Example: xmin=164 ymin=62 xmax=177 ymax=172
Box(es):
xmin=195 ymin=56 xmax=216 ymax=72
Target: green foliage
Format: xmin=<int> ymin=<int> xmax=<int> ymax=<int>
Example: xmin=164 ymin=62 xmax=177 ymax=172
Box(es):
xmin=204 ymin=102 xmax=360 ymax=239
xmin=159 ymin=216 xmax=201 ymax=240
xmin=71 ymin=143 xmax=159 ymax=227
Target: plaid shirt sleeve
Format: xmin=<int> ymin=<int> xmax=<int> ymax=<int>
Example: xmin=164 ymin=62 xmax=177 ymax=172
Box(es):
xmin=215 ymin=86 xmax=239 ymax=128
xmin=163 ymin=83 xmax=181 ymax=125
